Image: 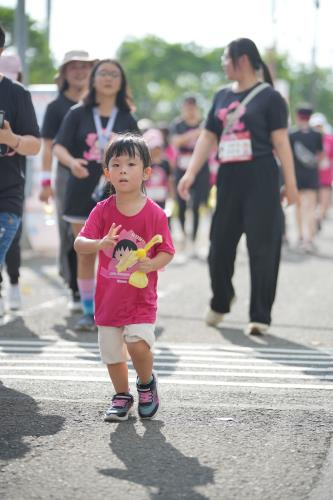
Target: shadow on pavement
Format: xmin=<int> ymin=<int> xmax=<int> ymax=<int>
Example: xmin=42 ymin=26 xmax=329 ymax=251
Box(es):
xmin=99 ymin=420 xmax=214 ymax=500
xmin=0 ymin=316 xmax=39 ymax=341
xmin=217 ymin=326 xmax=333 ymax=381
xmin=21 ymin=253 xmax=64 ymax=291
xmin=281 ymin=246 xmax=333 ymax=262
xmin=0 ymin=382 xmax=65 ymax=462
xmin=218 ymin=326 xmax=319 ymax=349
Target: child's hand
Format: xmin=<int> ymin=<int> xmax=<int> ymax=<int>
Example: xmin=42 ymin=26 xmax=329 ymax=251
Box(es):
xmin=137 ymin=257 xmax=155 ymax=273
xmin=98 ymin=223 xmax=121 ymax=250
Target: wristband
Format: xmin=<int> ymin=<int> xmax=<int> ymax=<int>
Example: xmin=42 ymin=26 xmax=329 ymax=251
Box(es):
xmin=40 ymin=171 xmax=51 ymax=180
xmin=40 ymin=171 xmax=52 ymax=187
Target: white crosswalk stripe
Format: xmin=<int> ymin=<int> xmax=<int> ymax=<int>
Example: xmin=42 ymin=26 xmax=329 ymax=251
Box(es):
xmin=1 ymin=339 xmax=333 ymax=390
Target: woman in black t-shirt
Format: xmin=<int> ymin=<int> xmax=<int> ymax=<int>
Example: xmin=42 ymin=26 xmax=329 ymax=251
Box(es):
xmin=178 ymin=38 xmax=298 ymax=335
xmin=54 ymin=59 xmax=139 ymax=332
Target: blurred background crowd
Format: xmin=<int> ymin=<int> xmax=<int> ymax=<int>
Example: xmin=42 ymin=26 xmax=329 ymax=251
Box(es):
xmin=0 ymin=1 xmax=332 ymax=331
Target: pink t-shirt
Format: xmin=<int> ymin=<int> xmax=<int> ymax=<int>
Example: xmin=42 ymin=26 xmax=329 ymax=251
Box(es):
xmin=79 ymin=195 xmax=175 ymax=327
xmin=319 ymin=134 xmax=333 ymax=186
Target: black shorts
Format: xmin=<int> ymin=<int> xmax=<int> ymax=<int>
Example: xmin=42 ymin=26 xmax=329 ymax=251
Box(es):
xmin=63 ymin=164 xmax=102 ymax=221
xmin=295 ymin=167 xmax=319 ymax=190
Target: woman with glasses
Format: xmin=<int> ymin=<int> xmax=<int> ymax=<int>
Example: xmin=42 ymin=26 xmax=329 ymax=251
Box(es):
xmin=54 ymin=59 xmax=139 ymax=331
xmin=178 ymin=38 xmax=298 ymax=335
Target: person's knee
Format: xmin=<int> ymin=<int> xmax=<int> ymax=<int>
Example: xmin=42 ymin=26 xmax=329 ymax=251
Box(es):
xmin=126 ymin=340 xmax=150 ymax=357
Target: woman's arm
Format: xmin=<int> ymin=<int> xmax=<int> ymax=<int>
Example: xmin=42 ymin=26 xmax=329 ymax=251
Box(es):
xmin=177 ymin=129 xmax=217 ymax=200
xmin=0 ymin=120 xmax=40 ymax=155
xmin=171 ymin=128 xmax=201 ymax=149
xmin=53 ymin=144 xmax=89 ymax=178
xmin=271 ymin=128 xmax=298 ymax=205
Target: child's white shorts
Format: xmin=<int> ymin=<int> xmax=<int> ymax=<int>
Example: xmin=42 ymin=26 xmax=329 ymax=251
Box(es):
xmin=98 ymin=324 xmax=156 ymax=364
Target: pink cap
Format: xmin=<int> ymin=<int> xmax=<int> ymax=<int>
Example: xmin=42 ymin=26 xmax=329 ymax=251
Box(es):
xmin=143 ymin=128 xmax=164 ymax=149
xmin=0 ymin=54 xmax=22 ymax=80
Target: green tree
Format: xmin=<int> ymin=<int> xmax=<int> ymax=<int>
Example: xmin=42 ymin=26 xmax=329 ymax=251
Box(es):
xmin=117 ymin=35 xmax=225 ymax=122
xmin=118 ymin=36 xmax=333 ymax=127
xmin=0 ymin=6 xmax=56 ymax=83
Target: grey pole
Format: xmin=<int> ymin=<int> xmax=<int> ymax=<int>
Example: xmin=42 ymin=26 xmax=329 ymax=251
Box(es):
xmin=46 ymin=0 xmax=52 ymax=50
xmin=310 ymin=0 xmax=320 ymax=105
xmin=14 ymin=0 xmax=28 ymax=85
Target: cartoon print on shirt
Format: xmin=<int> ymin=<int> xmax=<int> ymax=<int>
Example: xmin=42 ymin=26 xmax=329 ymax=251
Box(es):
xmin=217 ymin=101 xmax=246 ymax=133
xmin=113 ymin=239 xmax=138 ymax=263
xmin=217 ymin=101 xmax=253 ymax=163
xmin=99 ymin=228 xmax=146 ymax=284
xmin=83 ymin=130 xmax=116 ymax=163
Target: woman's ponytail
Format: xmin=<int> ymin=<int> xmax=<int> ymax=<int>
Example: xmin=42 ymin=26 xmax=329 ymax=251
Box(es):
xmin=261 ymin=61 xmax=274 ymax=87
xmin=228 ymin=38 xmax=274 ymax=87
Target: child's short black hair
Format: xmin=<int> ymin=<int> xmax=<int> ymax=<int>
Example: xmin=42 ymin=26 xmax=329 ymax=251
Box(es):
xmin=105 ymin=133 xmax=151 ymax=168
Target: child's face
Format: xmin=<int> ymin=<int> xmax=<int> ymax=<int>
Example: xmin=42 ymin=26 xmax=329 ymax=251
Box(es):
xmin=105 ymin=153 xmax=151 ymax=194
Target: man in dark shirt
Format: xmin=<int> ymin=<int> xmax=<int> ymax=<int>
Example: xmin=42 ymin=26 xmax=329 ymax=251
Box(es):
xmin=289 ymin=104 xmax=323 ymax=252
xmin=0 ymin=25 xmax=40 ymax=315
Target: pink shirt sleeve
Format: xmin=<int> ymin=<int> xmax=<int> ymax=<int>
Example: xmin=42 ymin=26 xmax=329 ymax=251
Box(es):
xmin=152 ymin=205 xmax=175 ymax=256
xmin=79 ymin=204 xmax=103 ymax=240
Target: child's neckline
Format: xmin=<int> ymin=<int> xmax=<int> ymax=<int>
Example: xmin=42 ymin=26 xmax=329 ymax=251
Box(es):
xmin=114 ymin=195 xmax=148 ymax=218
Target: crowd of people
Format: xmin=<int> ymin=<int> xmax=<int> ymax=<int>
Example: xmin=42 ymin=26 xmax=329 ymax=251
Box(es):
xmin=1 ymin=27 xmax=332 ymax=421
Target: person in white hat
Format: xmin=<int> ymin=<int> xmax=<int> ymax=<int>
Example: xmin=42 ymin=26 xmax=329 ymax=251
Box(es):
xmin=39 ymin=50 xmax=95 ymax=313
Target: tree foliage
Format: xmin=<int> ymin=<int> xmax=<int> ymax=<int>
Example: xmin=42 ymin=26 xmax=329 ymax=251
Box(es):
xmin=0 ymin=6 xmax=56 ymax=84
xmin=118 ymin=36 xmax=333 ymax=127
xmin=117 ymin=36 xmax=225 ymax=122
xmin=1 ymin=9 xmax=333 ymax=126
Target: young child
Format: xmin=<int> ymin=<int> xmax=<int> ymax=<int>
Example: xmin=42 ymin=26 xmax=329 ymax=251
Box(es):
xmin=74 ymin=133 xmax=175 ymax=421
xmin=143 ymin=128 xmax=173 ymax=211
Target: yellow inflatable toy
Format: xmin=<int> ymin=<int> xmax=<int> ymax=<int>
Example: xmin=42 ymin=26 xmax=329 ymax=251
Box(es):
xmin=116 ymin=234 xmax=163 ymax=288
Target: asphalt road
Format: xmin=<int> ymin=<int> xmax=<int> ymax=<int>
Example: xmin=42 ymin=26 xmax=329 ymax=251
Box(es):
xmin=1 ymin=206 xmax=333 ymax=500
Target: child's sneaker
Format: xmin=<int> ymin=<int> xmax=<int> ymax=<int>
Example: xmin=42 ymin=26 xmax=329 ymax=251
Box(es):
xmin=136 ymin=373 xmax=159 ymax=419
xmin=74 ymin=313 xmax=97 ymax=332
xmin=104 ymin=393 xmax=134 ymax=422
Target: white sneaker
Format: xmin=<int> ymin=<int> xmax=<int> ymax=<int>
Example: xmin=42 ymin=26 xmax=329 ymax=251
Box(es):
xmin=8 ymin=284 xmax=21 ymax=310
xmin=68 ymin=299 xmax=83 ymax=313
xmin=205 ymin=307 xmax=224 ymax=326
xmin=246 ymin=322 xmax=269 ymax=335
xmin=0 ymin=297 xmax=4 ymax=317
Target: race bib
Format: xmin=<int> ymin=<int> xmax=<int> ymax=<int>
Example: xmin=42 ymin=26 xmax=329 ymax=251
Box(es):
xmin=177 ymin=153 xmax=192 ymax=170
xmin=218 ymin=131 xmax=253 ymax=163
